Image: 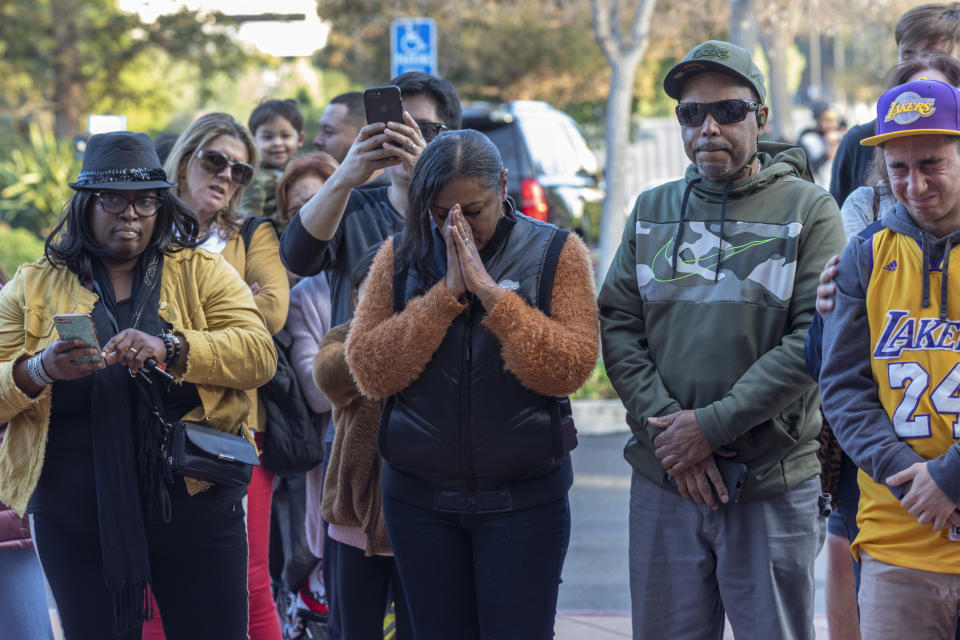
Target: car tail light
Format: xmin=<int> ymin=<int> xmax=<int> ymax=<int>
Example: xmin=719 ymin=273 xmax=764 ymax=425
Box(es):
xmin=520 ymin=178 xmax=549 ymax=221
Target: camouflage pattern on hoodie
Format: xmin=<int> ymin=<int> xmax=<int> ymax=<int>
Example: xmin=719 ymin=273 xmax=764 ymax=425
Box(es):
xmin=240 ymin=165 xmax=283 ymax=227
xmin=599 ymin=141 xmax=845 ymax=501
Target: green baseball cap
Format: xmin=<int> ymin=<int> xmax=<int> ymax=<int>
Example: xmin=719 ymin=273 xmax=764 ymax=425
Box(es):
xmin=663 ymin=40 xmax=766 ymax=103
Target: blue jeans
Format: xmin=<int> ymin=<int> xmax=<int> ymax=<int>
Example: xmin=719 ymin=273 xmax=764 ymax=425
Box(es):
xmin=382 ymin=493 xmax=570 ymax=640
xmin=0 ymin=546 xmax=56 ymax=640
xmin=826 ymin=452 xmax=862 ymax=589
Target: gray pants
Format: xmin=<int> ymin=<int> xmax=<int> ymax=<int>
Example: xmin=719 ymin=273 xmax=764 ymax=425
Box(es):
xmin=859 ymin=552 xmax=960 ymax=640
xmin=629 ymin=472 xmax=825 ymax=640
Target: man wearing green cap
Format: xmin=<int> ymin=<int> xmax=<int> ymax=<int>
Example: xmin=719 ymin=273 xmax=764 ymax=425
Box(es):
xmin=599 ymin=40 xmax=844 ymax=639
xmin=820 ymin=78 xmax=960 ymax=639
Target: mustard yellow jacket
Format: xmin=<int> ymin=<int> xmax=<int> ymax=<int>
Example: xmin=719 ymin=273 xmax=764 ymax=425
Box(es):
xmin=0 ymin=248 xmax=278 ymax=515
xmin=220 ymin=221 xmax=290 ymax=432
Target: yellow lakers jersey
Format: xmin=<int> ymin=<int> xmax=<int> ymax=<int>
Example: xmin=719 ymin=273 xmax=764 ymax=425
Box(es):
xmin=857 ymin=227 xmax=960 ymax=573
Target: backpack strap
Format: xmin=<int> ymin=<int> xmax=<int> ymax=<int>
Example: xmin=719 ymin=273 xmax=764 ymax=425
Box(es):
xmin=239 ymin=216 xmax=274 ymax=252
xmin=537 ymin=229 xmax=570 ymax=316
xmin=859 ymin=219 xmax=884 ymax=240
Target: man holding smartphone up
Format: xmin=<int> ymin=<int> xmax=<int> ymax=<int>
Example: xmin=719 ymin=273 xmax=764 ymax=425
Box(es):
xmin=598 ymin=40 xmax=843 ymax=640
xmin=279 ymin=70 xmax=461 ymax=640
xmin=281 ymin=71 xmax=461 ymax=328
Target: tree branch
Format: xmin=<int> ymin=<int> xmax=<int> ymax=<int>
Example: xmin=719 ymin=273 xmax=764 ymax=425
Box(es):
xmin=627 ymin=0 xmax=657 ymax=54
xmin=591 ymin=0 xmax=618 ymax=62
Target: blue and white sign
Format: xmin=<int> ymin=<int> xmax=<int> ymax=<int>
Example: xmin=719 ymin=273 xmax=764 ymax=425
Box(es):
xmin=391 ymin=17 xmax=437 ymax=78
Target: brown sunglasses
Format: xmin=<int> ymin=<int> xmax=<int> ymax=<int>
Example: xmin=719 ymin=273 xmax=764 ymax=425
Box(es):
xmin=196 ymin=149 xmax=255 ymax=186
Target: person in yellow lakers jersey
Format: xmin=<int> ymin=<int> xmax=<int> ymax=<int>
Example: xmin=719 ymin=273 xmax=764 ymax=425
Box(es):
xmin=821 ymin=77 xmax=960 ymax=640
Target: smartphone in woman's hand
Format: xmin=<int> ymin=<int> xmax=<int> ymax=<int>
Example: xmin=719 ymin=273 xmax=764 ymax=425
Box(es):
xmin=53 ymin=313 xmax=103 ymax=362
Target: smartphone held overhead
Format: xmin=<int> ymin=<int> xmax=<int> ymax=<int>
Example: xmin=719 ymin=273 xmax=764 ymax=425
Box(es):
xmin=53 ymin=313 xmax=103 ymax=363
xmin=363 ymin=85 xmax=404 ymax=125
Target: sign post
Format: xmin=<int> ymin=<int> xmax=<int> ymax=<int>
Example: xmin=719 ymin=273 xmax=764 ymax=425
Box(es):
xmin=391 ymin=18 xmax=437 ymax=78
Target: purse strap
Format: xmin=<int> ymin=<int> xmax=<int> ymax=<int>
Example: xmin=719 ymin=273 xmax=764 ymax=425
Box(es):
xmin=133 ymin=379 xmax=175 ymax=522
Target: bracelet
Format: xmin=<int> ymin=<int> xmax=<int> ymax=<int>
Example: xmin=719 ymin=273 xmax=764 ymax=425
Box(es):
xmin=27 ymin=353 xmax=55 ymax=387
xmin=158 ymin=333 xmax=175 ymax=363
xmin=169 ymin=333 xmax=182 ymax=364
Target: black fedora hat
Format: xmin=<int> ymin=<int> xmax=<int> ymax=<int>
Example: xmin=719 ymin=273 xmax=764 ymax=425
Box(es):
xmin=69 ymin=131 xmax=177 ymax=191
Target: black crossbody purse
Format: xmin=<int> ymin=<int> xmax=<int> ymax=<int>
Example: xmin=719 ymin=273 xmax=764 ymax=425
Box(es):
xmin=138 ymin=385 xmax=260 ymax=487
xmin=161 ymin=418 xmax=260 ymax=487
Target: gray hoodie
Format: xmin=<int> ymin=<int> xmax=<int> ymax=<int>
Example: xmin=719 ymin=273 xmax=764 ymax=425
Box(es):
xmin=820 ymin=203 xmax=960 ymax=503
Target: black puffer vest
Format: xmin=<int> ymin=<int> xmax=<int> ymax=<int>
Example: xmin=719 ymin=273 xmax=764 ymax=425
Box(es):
xmin=380 ymin=211 xmax=575 ymax=514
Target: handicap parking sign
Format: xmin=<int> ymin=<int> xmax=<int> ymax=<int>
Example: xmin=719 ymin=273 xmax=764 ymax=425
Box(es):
xmin=391 ymin=18 xmax=437 ymax=78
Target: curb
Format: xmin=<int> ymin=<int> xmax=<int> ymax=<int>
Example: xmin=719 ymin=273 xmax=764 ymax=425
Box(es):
xmin=571 ymin=399 xmax=629 ymax=436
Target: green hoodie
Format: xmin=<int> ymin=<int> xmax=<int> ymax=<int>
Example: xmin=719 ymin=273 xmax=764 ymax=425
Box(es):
xmin=599 ymin=142 xmax=844 ymax=501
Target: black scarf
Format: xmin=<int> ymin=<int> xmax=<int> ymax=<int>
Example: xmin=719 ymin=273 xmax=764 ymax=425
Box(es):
xmin=87 ymin=251 xmax=167 ymax=635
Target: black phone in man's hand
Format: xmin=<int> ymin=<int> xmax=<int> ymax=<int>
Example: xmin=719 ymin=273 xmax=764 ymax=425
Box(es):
xmin=663 ymin=456 xmax=747 ymax=504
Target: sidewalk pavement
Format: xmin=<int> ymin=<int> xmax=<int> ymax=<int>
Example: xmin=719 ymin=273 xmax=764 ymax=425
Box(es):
xmin=51 ymin=608 xmax=829 ymax=638
xmin=555 ymin=611 xmax=830 ymax=639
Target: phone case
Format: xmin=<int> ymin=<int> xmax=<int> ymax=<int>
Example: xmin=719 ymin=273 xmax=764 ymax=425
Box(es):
xmin=662 ymin=456 xmax=747 ymax=504
xmin=714 ymin=457 xmax=747 ymax=504
xmin=363 ymin=85 xmax=403 ymax=125
xmin=53 ymin=313 xmax=103 ymax=362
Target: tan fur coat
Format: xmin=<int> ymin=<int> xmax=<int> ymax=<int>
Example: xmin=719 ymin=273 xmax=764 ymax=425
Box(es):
xmin=315 ymin=322 xmax=390 ymax=556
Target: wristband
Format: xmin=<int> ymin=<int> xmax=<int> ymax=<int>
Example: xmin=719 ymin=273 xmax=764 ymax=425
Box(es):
xmin=169 ymin=333 xmax=182 ymax=365
xmin=27 ymin=353 xmax=55 ymax=387
xmin=158 ymin=333 xmax=175 ymax=363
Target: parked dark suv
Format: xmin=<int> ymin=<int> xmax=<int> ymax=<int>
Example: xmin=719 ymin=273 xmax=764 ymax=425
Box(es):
xmin=460 ymin=101 xmax=604 ymax=238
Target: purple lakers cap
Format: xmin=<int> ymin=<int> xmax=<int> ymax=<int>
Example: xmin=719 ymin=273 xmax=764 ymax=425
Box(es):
xmin=861 ymin=78 xmax=960 ymax=146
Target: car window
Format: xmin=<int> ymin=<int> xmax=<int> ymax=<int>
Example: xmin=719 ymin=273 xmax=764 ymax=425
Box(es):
xmin=476 ymin=122 xmax=523 ymax=178
xmin=518 ymin=114 xmax=598 ymax=178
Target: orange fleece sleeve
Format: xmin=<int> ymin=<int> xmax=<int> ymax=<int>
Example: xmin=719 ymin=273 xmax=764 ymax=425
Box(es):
xmin=345 ymin=242 xmax=466 ymax=399
xmin=481 ymin=233 xmax=599 ymax=397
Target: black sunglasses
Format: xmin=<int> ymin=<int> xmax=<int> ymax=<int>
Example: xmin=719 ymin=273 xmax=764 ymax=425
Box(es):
xmin=196 ymin=149 xmax=255 ymax=186
xmin=94 ymin=192 xmax=162 ymax=217
xmin=416 ymin=120 xmax=448 ymax=142
xmin=675 ymin=99 xmax=761 ymax=126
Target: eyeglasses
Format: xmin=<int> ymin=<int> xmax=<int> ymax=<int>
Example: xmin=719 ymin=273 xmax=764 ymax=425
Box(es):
xmin=417 ymin=120 xmax=449 ymax=142
xmin=195 ymin=149 xmax=255 ymax=186
xmin=675 ymin=99 xmax=761 ymax=126
xmin=95 ymin=192 xmax=162 ymax=217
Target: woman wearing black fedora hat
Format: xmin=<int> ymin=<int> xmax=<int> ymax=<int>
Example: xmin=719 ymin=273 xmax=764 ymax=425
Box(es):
xmin=0 ymin=130 xmax=277 ymax=639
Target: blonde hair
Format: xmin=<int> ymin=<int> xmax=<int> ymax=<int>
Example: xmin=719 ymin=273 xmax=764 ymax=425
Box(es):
xmin=164 ymin=112 xmax=259 ymax=239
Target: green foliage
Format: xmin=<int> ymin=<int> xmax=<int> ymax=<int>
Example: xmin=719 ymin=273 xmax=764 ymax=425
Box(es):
xmin=316 ymin=1 xmax=608 ymax=112
xmin=0 ymin=123 xmax=78 ymax=236
xmin=0 ymin=0 xmax=259 ymax=138
xmin=572 ymin=360 xmax=619 ymax=400
xmin=0 ymin=224 xmax=46 ymax=276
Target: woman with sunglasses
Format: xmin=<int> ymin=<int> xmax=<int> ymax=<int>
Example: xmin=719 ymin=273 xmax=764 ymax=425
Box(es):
xmin=150 ymin=113 xmax=290 ymax=640
xmin=0 ymin=131 xmax=276 ymax=638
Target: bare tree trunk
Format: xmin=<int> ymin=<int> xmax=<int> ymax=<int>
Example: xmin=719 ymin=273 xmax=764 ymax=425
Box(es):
xmin=52 ymin=0 xmax=83 ymax=139
xmin=729 ymin=0 xmax=756 ymax=53
xmin=808 ymin=26 xmax=821 ymax=103
xmin=591 ymin=0 xmax=658 ymax=283
xmin=599 ymin=55 xmax=642 ymax=283
xmin=760 ymin=26 xmax=794 ymax=142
